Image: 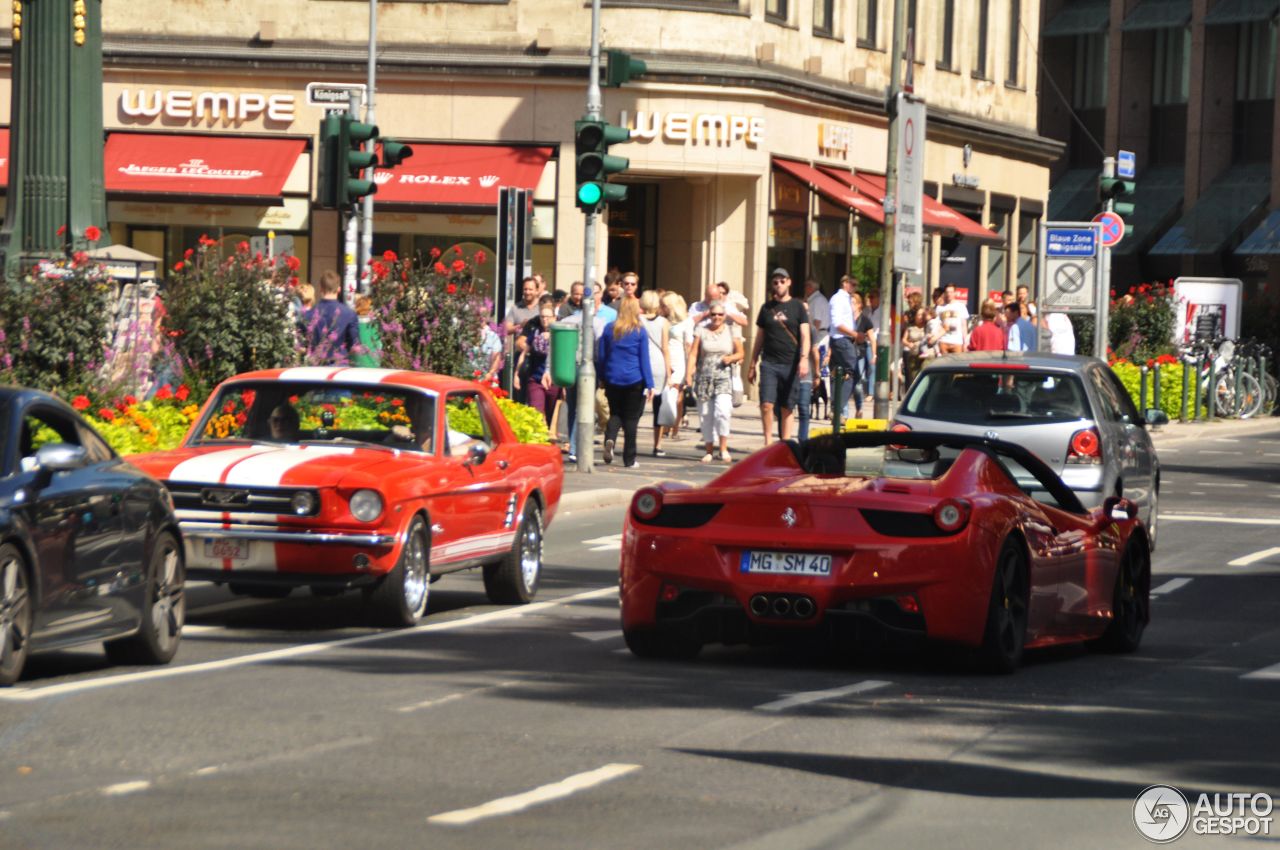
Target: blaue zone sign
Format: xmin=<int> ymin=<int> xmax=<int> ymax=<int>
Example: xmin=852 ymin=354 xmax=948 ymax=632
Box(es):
xmin=1039 ymin=222 xmax=1104 ymax=314
xmin=1045 ymin=227 xmax=1098 ymax=257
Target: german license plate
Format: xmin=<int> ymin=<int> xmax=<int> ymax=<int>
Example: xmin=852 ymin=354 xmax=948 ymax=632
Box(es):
xmin=204 ymin=539 xmax=250 ymax=561
xmin=740 ymin=550 xmax=832 ymax=576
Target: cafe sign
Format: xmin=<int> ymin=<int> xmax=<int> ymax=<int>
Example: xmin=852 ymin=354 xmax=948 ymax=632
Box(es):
xmin=119 ymin=89 xmax=297 ymax=126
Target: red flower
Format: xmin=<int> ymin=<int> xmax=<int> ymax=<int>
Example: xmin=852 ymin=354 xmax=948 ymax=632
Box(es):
xmin=84 ymin=225 xmax=101 ymax=242
xmin=155 ymin=385 xmax=173 ymax=401
xmin=184 ymin=248 xmax=194 ymax=259
xmin=124 ymin=395 xmax=138 ymax=406
xmin=241 ymin=390 xmax=257 ymax=408
xmin=56 ymin=225 xmax=67 ymax=237
xmin=434 ymin=262 xmax=448 ymax=274
xmin=322 ymin=403 xmax=337 ymax=413
xmin=475 ymin=250 xmax=486 ymax=264
xmin=173 ymin=261 xmax=184 ymax=272
xmin=374 ymin=395 xmax=385 ymax=403
xmin=236 ymin=241 xmax=250 ymax=254
xmin=288 ymin=395 xmax=299 ymax=404
xmin=429 ymin=247 xmax=442 ymax=259
xmin=175 ymin=385 xmax=190 ymax=401
xmin=383 ymin=250 xmax=398 ymax=263
xmin=199 ymin=234 xmax=217 ymax=248
xmin=71 ymin=395 xmax=91 ymax=410
xmin=286 ymin=255 xmax=301 ymax=271
xmin=72 ymin=251 xmax=88 ymax=266
xmin=391 ymin=399 xmax=403 ymax=407
xmin=451 ymin=259 xmax=466 ymax=273
xmin=446 ymin=283 xmax=457 ymax=294
xmin=235 ymin=412 xmax=248 ymax=426
xmin=98 ymin=408 xmax=116 ymax=422
xmin=454 ymin=245 xmax=463 ymax=255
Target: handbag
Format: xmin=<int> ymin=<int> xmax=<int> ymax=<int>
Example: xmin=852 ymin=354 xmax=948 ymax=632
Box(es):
xmin=657 ymin=386 xmax=679 ymax=427
xmin=731 ymin=367 xmax=745 ymax=408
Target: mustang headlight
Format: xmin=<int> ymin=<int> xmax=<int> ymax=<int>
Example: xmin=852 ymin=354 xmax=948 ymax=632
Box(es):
xmin=290 ymin=491 xmax=317 ymax=516
xmin=349 ymin=489 xmax=383 ymax=522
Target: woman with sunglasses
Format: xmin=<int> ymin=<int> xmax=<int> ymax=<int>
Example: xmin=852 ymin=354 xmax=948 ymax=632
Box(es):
xmin=685 ymin=302 xmax=744 ymax=463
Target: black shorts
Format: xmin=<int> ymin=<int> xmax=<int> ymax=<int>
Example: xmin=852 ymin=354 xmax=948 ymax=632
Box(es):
xmin=758 ymin=359 xmax=799 ymax=410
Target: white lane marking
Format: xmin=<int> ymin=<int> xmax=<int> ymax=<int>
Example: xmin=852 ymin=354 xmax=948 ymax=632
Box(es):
xmin=582 ymin=533 xmax=623 ymax=552
xmin=1265 ymin=453 xmax=1280 ymax=458
xmin=1189 ymin=492 xmax=1206 ymax=496
xmin=101 ymin=781 xmax=150 ymax=796
xmin=573 ymin=629 xmax=623 ymax=642
xmin=1160 ymin=515 xmax=1280 ymax=526
xmin=755 ymin=679 xmax=891 ymax=713
xmin=1150 ymin=578 xmax=1192 ymax=596
xmin=0 ymin=587 xmax=618 ymax=702
xmin=1242 ymin=663 xmax=1280 ymax=681
xmin=1211 ymin=438 xmax=1241 ymax=443
xmin=179 ymin=624 xmax=221 ymax=635
xmin=1198 ymin=450 xmax=1235 ymax=455
xmin=397 ymin=680 xmax=519 ymax=714
xmin=428 ymin=763 xmax=641 ymax=826
xmin=194 ymin=766 xmax=221 ymax=777
xmin=1228 ymin=547 xmax=1280 ymax=567
xmin=1193 ymin=482 xmax=1249 ymax=488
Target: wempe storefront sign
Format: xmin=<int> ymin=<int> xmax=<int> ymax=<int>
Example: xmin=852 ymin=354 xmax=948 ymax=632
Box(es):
xmin=619 ymin=111 xmax=764 ymax=146
xmin=119 ymin=89 xmax=296 ymax=125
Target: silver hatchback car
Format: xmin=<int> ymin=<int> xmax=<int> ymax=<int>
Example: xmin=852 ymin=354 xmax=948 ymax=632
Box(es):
xmin=893 ymin=352 xmax=1167 ymax=549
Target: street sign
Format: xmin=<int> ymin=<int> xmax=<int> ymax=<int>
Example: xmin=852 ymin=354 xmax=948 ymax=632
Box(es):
xmin=1093 ymin=210 xmax=1126 ymax=247
xmin=305 ymin=82 xmax=368 ymax=110
xmin=1117 ymin=150 xmax=1136 ymax=179
xmin=1039 ymin=222 xmax=1104 ymax=314
xmin=1045 ymin=226 xmax=1098 ymax=257
xmin=893 ymin=93 xmax=926 ymax=273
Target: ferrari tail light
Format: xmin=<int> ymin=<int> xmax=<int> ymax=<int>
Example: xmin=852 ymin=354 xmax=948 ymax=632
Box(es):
xmin=660 ymin=583 xmax=681 ymax=602
xmin=1066 ymin=427 xmax=1103 ymax=465
xmin=895 ymin=594 xmax=920 ymax=614
xmin=932 ymin=499 xmax=970 ymax=533
xmin=632 ymin=488 xmax=664 ymax=522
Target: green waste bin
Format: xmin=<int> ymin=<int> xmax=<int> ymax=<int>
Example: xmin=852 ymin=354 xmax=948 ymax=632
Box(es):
xmin=549 ymin=322 xmax=579 ymax=388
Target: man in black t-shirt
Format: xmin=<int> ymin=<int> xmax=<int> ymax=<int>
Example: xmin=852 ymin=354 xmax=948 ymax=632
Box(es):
xmin=747 ymin=268 xmax=810 ymax=445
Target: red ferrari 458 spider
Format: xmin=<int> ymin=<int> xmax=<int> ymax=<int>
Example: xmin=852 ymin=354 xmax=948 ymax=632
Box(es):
xmin=130 ymin=367 xmax=561 ymax=626
xmin=620 ymin=431 xmax=1151 ymax=672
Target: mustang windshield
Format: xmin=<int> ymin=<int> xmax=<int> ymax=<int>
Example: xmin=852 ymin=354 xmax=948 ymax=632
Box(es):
xmin=192 ymin=382 xmax=435 ymax=453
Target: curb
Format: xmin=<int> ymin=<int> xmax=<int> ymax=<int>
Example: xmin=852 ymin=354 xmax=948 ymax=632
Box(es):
xmin=1151 ymin=416 xmax=1280 ymax=445
xmin=558 ymin=487 xmax=637 ymax=513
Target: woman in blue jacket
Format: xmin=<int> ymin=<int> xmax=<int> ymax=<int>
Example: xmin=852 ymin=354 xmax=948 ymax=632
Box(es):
xmin=596 ymin=296 xmax=653 ymax=468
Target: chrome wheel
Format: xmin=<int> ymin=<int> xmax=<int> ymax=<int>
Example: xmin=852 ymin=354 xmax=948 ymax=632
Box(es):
xmin=518 ymin=511 xmax=543 ymax=594
xmin=0 ymin=549 xmax=32 ymax=685
xmin=402 ymin=525 xmax=429 ymax=616
xmin=484 ymin=503 xmax=543 ymax=605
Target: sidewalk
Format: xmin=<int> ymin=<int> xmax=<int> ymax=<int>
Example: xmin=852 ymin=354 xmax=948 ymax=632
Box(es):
xmin=556 ymin=397 xmax=1280 ymax=513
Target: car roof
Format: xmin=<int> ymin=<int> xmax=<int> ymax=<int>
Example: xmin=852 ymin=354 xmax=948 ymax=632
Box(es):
xmin=221 ymin=368 xmax=484 ymax=394
xmin=0 ymin=384 xmax=78 ymax=412
xmin=918 ymin=351 xmax=1100 ymax=373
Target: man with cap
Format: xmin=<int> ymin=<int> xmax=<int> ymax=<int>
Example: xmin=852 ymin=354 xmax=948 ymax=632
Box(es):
xmin=747 ymin=268 xmax=810 ymax=445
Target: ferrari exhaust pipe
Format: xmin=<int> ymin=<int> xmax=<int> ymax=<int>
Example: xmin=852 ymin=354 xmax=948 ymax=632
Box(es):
xmin=772 ymin=596 xmax=791 ymax=617
xmin=793 ymin=596 xmax=815 ymax=618
xmin=749 ymin=595 xmax=769 ymax=616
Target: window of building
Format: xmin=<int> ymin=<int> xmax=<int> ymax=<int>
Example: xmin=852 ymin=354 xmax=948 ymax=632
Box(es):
xmin=858 ymin=0 xmax=877 ymax=46
xmin=987 ymin=207 xmax=1011 ymax=293
xmin=937 ymin=0 xmax=957 ymax=70
xmin=1235 ymin=19 xmax=1277 ymax=162
xmin=1069 ymin=32 xmax=1108 ymax=166
xmin=1016 ymin=211 xmax=1038 ymax=290
xmin=1151 ymin=26 xmax=1190 ymax=165
xmin=766 ymin=0 xmax=788 ymax=23
xmin=907 ymin=0 xmax=919 ymax=58
xmin=1006 ymin=0 xmax=1022 ymax=86
xmin=973 ymin=0 xmax=990 ymax=78
xmin=813 ymin=0 xmax=836 ymax=35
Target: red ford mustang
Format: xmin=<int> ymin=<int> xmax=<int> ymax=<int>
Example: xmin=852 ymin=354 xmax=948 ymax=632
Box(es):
xmin=130 ymin=367 xmax=562 ymax=626
xmin=620 ymin=431 xmax=1150 ymax=671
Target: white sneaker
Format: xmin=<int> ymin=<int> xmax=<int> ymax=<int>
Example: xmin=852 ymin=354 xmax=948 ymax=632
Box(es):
xmin=625 ymin=460 xmax=640 ymax=468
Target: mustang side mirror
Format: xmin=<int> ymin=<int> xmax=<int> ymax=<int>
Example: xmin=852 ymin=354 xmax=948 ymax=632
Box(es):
xmin=1102 ymin=495 xmax=1137 ymax=522
xmin=466 ymin=444 xmax=489 ymax=467
xmin=1143 ymin=408 xmax=1169 ymax=427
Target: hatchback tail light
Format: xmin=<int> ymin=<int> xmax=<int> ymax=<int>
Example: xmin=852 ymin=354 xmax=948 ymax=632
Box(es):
xmin=1066 ymin=427 xmax=1103 ymax=465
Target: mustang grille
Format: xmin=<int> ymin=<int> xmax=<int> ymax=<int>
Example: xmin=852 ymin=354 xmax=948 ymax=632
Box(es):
xmin=165 ymin=482 xmax=321 ymax=517
xmin=643 ymin=503 xmax=723 ymax=529
xmin=859 ymin=509 xmax=945 ymax=538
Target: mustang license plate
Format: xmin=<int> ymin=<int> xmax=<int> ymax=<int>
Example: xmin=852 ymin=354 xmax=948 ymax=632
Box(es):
xmin=740 ymin=550 xmax=833 ymax=576
xmin=203 ymin=539 xmax=250 ymax=561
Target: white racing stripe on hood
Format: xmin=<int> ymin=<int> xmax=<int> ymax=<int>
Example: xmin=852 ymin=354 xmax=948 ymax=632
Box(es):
xmin=168 ymin=447 xmax=277 ymax=484
xmin=222 ymin=446 xmax=357 ymax=487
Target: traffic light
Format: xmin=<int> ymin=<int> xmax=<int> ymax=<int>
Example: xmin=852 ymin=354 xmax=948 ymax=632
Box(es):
xmin=318 ymin=115 xmax=341 ymax=208
xmin=1100 ymin=175 xmax=1136 ymax=218
xmin=379 ymin=138 xmax=413 ymax=169
xmin=574 ymin=119 xmax=631 ymax=213
xmin=330 ymin=113 xmax=378 ymax=207
xmin=604 ymin=49 xmax=647 ymax=88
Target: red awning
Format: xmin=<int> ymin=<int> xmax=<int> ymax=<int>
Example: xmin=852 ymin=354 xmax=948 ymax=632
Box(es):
xmin=0 ymin=128 xmax=8 ymax=190
xmin=773 ymin=158 xmax=884 ymax=224
xmin=823 ymin=168 xmax=1003 ymax=243
xmin=104 ymin=133 xmax=306 ymax=199
xmin=373 ymin=144 xmax=554 ymax=206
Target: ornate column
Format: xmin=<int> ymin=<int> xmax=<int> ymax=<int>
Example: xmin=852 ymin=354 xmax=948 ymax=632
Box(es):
xmin=0 ymin=0 xmax=108 ymax=268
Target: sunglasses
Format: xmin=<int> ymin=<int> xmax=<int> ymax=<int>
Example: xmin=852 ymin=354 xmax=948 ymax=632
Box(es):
xmin=710 ymin=313 xmax=726 ymax=318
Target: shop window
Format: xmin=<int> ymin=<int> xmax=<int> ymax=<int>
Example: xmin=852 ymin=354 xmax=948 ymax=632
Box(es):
xmin=936 ymin=0 xmax=956 ymax=71
xmin=857 ymin=0 xmax=878 ymax=47
xmin=1016 ymin=211 xmax=1038 ymax=290
xmin=1234 ymin=19 xmax=1276 ymax=164
xmin=972 ymin=0 xmax=990 ymax=79
xmin=809 ymin=217 xmax=848 ymax=294
xmin=767 ymin=0 xmax=788 ymax=23
xmin=814 ymin=0 xmax=836 ymax=36
xmin=1006 ymin=0 xmax=1022 ymax=87
xmin=849 ymin=219 xmax=884 ymax=289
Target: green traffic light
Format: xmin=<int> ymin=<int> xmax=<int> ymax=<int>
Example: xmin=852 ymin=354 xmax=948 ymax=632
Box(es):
xmin=577 ymin=182 xmax=603 ymax=206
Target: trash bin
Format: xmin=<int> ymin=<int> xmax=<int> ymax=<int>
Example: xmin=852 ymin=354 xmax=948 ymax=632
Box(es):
xmin=549 ymin=322 xmax=579 ymax=388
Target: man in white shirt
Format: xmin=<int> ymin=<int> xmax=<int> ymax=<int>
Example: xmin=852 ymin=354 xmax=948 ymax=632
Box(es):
xmin=935 ymin=284 xmax=969 ymax=354
xmin=1042 ymin=312 xmax=1076 ymax=354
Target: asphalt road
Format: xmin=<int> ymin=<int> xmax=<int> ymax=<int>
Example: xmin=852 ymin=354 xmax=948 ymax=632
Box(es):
xmin=2 ymin=427 xmax=1279 ymax=849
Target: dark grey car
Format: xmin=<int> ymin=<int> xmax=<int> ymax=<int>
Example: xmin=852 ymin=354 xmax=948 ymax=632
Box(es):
xmin=893 ymin=352 xmax=1165 ymax=549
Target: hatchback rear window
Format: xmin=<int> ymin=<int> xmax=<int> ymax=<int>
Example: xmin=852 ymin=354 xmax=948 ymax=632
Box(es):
xmin=902 ymin=370 xmax=1091 ymax=425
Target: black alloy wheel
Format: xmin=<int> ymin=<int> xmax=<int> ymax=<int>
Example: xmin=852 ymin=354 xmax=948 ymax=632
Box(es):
xmin=1094 ymin=539 xmax=1150 ymax=653
xmin=105 ymin=531 xmax=186 ymax=665
xmin=978 ymin=538 xmax=1029 ymax=674
xmin=0 ymin=544 xmax=33 ymax=686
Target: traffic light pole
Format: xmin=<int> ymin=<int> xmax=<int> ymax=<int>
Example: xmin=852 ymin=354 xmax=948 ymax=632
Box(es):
xmin=342 ymin=90 xmax=362 ymax=301
xmin=575 ymin=0 xmax=604 ymax=473
xmin=359 ymin=0 xmax=378 ymax=293
xmin=874 ymin=0 xmax=909 ymax=421
xmin=1096 ymin=155 xmax=1115 ymax=361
